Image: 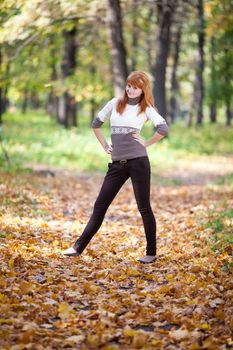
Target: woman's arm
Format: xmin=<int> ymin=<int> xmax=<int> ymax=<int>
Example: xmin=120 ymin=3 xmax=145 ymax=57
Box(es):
xmin=132 ymin=131 xmax=164 ymax=148
xmin=92 ymin=128 xmax=113 ymax=154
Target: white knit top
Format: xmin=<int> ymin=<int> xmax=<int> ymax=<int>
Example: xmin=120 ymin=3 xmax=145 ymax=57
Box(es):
xmin=92 ymin=97 xmax=168 ymax=161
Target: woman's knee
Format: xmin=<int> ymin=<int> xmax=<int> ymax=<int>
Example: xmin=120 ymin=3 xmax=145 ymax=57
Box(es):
xmin=138 ymin=206 xmax=153 ymax=216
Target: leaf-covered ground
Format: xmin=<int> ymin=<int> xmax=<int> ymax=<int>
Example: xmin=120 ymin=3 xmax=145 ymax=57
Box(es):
xmin=0 ymin=157 xmax=232 ymax=350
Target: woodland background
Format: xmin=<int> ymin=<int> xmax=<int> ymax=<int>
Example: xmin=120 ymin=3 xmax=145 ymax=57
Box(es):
xmin=0 ymin=1 xmax=232 ymax=350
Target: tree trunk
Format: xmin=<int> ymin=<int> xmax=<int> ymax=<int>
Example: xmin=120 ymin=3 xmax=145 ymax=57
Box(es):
xmin=209 ymin=36 xmax=217 ymax=123
xmin=0 ymin=48 xmax=2 ymax=124
xmin=170 ymin=23 xmax=182 ymax=123
xmin=22 ymin=89 xmax=28 ymax=114
xmin=0 ymin=47 xmax=9 ymax=123
xmin=153 ymin=0 xmax=177 ymax=119
xmin=0 ymin=89 xmax=2 ymax=125
xmin=58 ymin=27 xmax=77 ymax=128
xmin=90 ymin=65 xmax=97 ymax=123
xmin=196 ymin=0 xmax=205 ymax=125
xmin=47 ymin=48 xmax=59 ymax=120
xmin=226 ymin=97 xmax=232 ymax=126
xmin=146 ymin=6 xmax=155 ymax=72
xmin=30 ymin=92 xmax=40 ymax=109
xmin=131 ymin=0 xmax=140 ymax=71
xmin=107 ymin=0 xmax=128 ymax=96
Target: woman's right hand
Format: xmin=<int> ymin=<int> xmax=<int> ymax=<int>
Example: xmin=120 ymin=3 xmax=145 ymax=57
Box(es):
xmin=104 ymin=144 xmax=113 ymax=154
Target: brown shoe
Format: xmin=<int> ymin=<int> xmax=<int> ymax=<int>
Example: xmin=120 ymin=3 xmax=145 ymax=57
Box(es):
xmin=137 ymin=255 xmax=157 ymax=264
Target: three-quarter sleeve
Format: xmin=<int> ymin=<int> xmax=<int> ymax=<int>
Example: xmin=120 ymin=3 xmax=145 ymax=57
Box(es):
xmin=92 ymin=97 xmax=117 ymax=128
xmin=146 ymin=106 xmax=169 ymax=136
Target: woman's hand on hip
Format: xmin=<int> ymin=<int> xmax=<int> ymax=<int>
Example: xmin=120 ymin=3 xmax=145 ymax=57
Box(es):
xmin=132 ymin=132 xmax=147 ymax=147
xmin=104 ymin=144 xmax=113 ymax=154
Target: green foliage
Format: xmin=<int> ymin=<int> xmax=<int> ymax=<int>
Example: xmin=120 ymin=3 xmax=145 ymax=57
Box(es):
xmin=1 ymin=111 xmax=232 ymax=175
xmin=206 ymin=209 xmax=233 ymax=261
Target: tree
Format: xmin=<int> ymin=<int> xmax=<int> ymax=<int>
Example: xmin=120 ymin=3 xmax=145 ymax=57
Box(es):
xmin=58 ymin=26 xmax=78 ymax=127
xmin=196 ymin=0 xmax=205 ymax=125
xmin=169 ymin=23 xmax=182 ymax=123
xmin=107 ymin=0 xmax=128 ymax=96
xmin=152 ymin=0 xmax=178 ymax=119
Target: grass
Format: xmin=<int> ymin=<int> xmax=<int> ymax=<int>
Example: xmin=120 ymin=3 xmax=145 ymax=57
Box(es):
xmin=0 ymin=109 xmax=232 ymax=174
xmin=206 ymin=209 xmax=233 ymax=268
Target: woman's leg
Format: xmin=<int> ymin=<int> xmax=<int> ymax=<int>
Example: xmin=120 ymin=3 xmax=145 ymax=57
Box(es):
xmin=129 ymin=157 xmax=156 ymax=256
xmin=73 ymin=163 xmax=129 ymax=253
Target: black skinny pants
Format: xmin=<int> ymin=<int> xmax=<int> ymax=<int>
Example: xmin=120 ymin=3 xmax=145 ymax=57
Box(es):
xmin=73 ymin=156 xmax=156 ymax=255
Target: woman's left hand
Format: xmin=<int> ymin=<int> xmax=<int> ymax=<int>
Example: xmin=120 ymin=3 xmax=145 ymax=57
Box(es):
xmin=132 ymin=132 xmax=147 ymax=147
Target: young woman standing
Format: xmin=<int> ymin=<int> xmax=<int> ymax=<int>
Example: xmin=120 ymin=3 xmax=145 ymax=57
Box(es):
xmin=63 ymin=71 xmax=168 ymax=263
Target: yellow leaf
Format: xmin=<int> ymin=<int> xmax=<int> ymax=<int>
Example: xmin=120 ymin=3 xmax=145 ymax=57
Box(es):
xmin=132 ymin=331 xmax=149 ymax=349
xmin=87 ymin=334 xmax=100 ymax=347
xmin=0 ymin=293 xmax=6 ymax=301
xmin=58 ymin=302 xmax=72 ymax=319
xmin=197 ymin=323 xmax=210 ymax=330
xmin=123 ymin=328 xmax=136 ymax=337
xmin=9 ymin=258 xmax=15 ymax=269
xmin=102 ymin=345 xmax=119 ymax=350
xmin=126 ymin=268 xmax=140 ymax=277
xmin=20 ymin=281 xmax=32 ymax=294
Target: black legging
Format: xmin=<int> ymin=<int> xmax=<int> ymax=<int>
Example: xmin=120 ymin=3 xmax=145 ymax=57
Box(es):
xmin=73 ymin=156 xmax=156 ymax=255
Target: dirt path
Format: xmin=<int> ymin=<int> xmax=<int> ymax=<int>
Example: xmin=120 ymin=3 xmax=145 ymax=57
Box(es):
xmin=0 ymin=158 xmax=232 ymax=349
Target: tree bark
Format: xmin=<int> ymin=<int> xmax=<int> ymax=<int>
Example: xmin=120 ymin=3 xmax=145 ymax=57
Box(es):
xmin=226 ymin=98 xmax=232 ymax=126
xmin=0 ymin=48 xmax=2 ymax=124
xmin=146 ymin=5 xmax=155 ymax=72
xmin=170 ymin=23 xmax=182 ymax=123
xmin=58 ymin=27 xmax=77 ymax=128
xmin=47 ymin=44 xmax=59 ymax=120
xmin=22 ymin=89 xmax=29 ymax=114
xmin=209 ymin=36 xmax=217 ymax=123
xmin=90 ymin=65 xmax=97 ymax=123
xmin=0 ymin=47 xmax=9 ymax=123
xmin=107 ymin=0 xmax=128 ymax=96
xmin=196 ymin=0 xmax=205 ymax=125
xmin=153 ymin=0 xmax=177 ymax=119
xmin=131 ymin=0 xmax=140 ymax=71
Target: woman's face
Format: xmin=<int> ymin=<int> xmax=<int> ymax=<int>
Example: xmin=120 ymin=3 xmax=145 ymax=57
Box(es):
xmin=125 ymin=83 xmax=142 ymax=98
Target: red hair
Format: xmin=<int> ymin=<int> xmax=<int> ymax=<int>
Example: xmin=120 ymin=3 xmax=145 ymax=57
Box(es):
xmin=116 ymin=71 xmax=155 ymax=115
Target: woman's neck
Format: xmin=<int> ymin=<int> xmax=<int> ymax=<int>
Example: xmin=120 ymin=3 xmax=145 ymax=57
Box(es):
xmin=127 ymin=95 xmax=142 ymax=105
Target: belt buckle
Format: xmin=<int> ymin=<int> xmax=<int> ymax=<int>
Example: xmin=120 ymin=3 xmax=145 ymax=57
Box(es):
xmin=119 ymin=159 xmax=127 ymax=164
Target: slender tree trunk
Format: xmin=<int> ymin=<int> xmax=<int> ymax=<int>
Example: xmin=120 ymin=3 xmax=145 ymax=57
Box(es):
xmin=90 ymin=65 xmax=96 ymax=123
xmin=131 ymin=0 xmax=140 ymax=71
xmin=226 ymin=99 xmax=232 ymax=126
xmin=170 ymin=23 xmax=182 ymax=123
xmin=30 ymin=92 xmax=40 ymax=109
xmin=0 ymin=48 xmax=2 ymax=125
xmin=22 ymin=89 xmax=28 ymax=114
xmin=146 ymin=5 xmax=155 ymax=72
xmin=153 ymin=0 xmax=177 ymax=118
xmin=0 ymin=48 xmax=9 ymax=123
xmin=0 ymin=89 xmax=2 ymax=125
xmin=47 ymin=45 xmax=59 ymax=120
xmin=196 ymin=0 xmax=205 ymax=125
xmin=209 ymin=36 xmax=217 ymax=123
xmin=107 ymin=0 xmax=128 ymax=96
xmin=58 ymin=27 xmax=77 ymax=128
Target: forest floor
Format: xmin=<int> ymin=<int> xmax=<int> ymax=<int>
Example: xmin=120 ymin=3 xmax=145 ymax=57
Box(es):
xmin=0 ymin=154 xmax=232 ymax=350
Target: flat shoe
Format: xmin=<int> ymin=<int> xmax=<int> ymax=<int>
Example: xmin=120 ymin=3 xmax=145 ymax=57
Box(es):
xmin=137 ymin=255 xmax=157 ymax=264
xmin=62 ymin=247 xmax=81 ymax=257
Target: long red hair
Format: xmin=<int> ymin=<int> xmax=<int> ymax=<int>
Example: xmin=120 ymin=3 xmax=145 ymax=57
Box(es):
xmin=116 ymin=71 xmax=155 ymax=115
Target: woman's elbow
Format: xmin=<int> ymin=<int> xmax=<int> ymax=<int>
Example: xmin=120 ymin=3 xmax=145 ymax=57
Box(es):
xmin=157 ymin=124 xmax=169 ymax=137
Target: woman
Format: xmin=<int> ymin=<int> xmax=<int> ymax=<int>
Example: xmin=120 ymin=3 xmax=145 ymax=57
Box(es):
xmin=63 ymin=71 xmax=168 ymax=263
